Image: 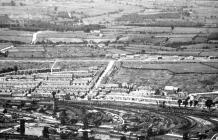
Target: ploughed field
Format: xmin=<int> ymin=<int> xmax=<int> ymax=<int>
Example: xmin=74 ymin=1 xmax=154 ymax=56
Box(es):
xmin=108 ymin=62 xmax=218 ymax=93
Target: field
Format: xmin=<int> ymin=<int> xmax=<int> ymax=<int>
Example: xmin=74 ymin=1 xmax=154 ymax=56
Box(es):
xmin=167 ymin=74 xmax=218 ymax=93
xmin=0 ymin=0 xmax=217 ymax=60
xmin=0 ymin=0 xmax=141 ymax=24
xmin=54 ymin=61 xmax=108 ymax=71
xmin=36 ymin=30 xmax=116 ymax=43
xmin=0 ymin=61 xmax=53 ymax=71
xmin=0 ymin=43 xmax=12 ymax=49
xmin=122 ymin=62 xmax=218 ymax=74
xmin=181 ymin=43 xmax=218 ymax=49
xmin=0 ymin=29 xmax=33 ymax=43
xmin=201 ymin=62 xmax=218 ymax=69
xmin=108 ymin=62 xmax=218 ymax=93
xmin=108 ymin=68 xmax=172 ymax=89
xmin=45 ymin=46 xmax=106 ymax=58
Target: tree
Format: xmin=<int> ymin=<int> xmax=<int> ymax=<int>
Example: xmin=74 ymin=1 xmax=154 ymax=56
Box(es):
xmin=189 ymin=100 xmax=193 ymax=107
xmin=4 ymin=51 xmax=9 ymax=57
xmin=194 ymin=100 xmax=198 ymax=107
xmin=155 ymin=89 xmax=161 ymax=95
xmin=120 ymin=136 xmax=127 ymax=140
xmin=14 ymin=65 xmax=18 ymax=72
xmin=65 ymin=93 xmax=71 ymax=100
xmin=60 ymin=110 xmax=68 ymax=125
xmin=183 ymin=100 xmax=188 ymax=107
xmin=82 ymin=107 xmax=89 ymax=129
xmin=70 ymin=118 xmax=78 ymax=124
xmin=20 ymin=101 xmax=25 ymax=108
xmin=5 ymin=100 xmax=11 ymax=108
xmin=197 ymin=132 xmax=208 ymax=140
xmin=171 ymin=25 xmax=175 ymax=31
xmin=183 ymin=132 xmax=189 ymax=140
xmin=10 ymin=0 xmax=16 ymax=6
xmin=54 ymin=6 xmax=58 ymax=12
xmin=39 ymin=107 xmax=45 ymax=113
xmin=3 ymin=108 xmax=7 ymax=114
xmin=178 ymin=99 xmax=182 ymax=107
xmin=162 ymin=101 xmax=166 ymax=108
xmin=52 ymin=91 xmax=56 ymax=99
xmin=141 ymin=49 xmax=145 ymax=54
xmin=205 ymin=99 xmax=213 ymax=111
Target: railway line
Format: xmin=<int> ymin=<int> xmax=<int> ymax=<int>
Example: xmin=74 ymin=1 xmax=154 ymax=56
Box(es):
xmin=57 ymin=100 xmax=218 ymax=139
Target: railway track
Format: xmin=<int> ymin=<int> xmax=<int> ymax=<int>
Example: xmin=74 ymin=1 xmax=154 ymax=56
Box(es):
xmin=57 ymin=100 xmax=218 ymax=138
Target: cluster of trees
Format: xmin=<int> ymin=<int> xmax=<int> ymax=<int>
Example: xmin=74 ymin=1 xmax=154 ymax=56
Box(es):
xmin=177 ymin=99 xmax=199 ymax=108
xmin=178 ymin=98 xmax=215 ymax=111
xmin=146 ymin=20 xmax=204 ymax=27
xmin=10 ymin=20 xmax=105 ymax=32
xmin=0 ymin=65 xmax=18 ymax=74
xmin=116 ymin=12 xmax=180 ymax=23
xmin=1 ymin=0 xmax=16 ymax=6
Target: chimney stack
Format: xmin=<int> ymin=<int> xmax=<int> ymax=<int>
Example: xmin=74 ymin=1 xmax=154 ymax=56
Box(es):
xmin=20 ymin=119 xmax=25 ymax=135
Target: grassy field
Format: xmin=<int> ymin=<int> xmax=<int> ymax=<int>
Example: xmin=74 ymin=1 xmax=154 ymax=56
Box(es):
xmin=0 ymin=61 xmax=53 ymax=71
xmin=122 ymin=62 xmax=218 ymax=74
xmin=108 ymin=61 xmax=218 ymax=92
xmin=167 ymin=74 xmax=218 ymax=93
xmin=0 ymin=29 xmax=33 ymax=43
xmin=108 ymin=68 xmax=172 ymax=89
xmin=109 ymin=67 xmax=218 ymax=93
xmin=45 ymin=46 xmax=106 ymax=58
xmin=201 ymin=62 xmax=218 ymax=69
xmin=54 ymin=61 xmax=108 ymax=71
